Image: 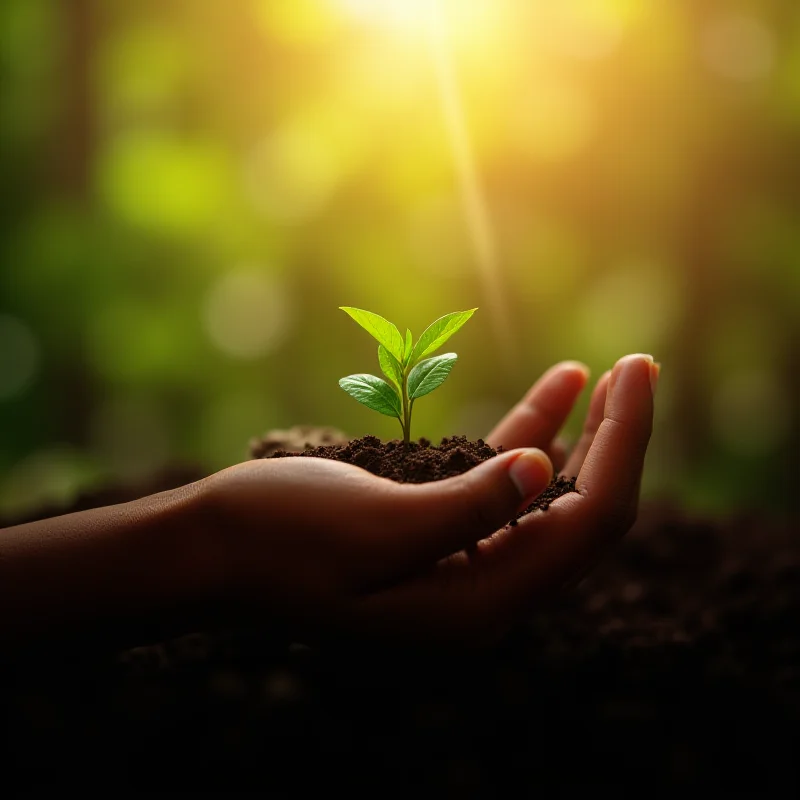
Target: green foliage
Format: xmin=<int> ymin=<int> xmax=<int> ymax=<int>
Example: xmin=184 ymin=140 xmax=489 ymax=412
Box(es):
xmin=377 ymin=344 xmax=403 ymax=389
xmin=337 ymin=373 xmax=402 ymax=418
xmin=2 ymin=0 xmax=799 ymax=517
xmin=408 ymin=353 xmax=457 ymax=399
xmin=339 ymin=307 xmax=476 ymax=443
xmin=407 ymin=309 xmax=477 ymax=365
xmin=339 ymin=307 xmax=405 ymax=362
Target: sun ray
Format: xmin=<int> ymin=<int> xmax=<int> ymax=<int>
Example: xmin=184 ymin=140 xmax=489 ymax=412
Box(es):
xmin=329 ymin=0 xmax=516 ymax=380
xmin=423 ymin=5 xmax=517 ymax=380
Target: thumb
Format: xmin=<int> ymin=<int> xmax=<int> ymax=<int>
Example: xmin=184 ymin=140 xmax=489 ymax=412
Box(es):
xmin=374 ymin=448 xmax=553 ymax=579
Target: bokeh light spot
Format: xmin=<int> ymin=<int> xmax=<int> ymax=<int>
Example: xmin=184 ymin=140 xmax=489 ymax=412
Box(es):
xmin=244 ymin=124 xmax=342 ymax=223
xmin=711 ymin=369 xmax=790 ymax=457
xmin=203 ymin=269 xmax=292 ymax=360
xmin=0 ymin=313 xmax=40 ymax=400
xmin=98 ymin=132 xmax=230 ymax=235
xmin=703 ymin=12 xmax=775 ymax=82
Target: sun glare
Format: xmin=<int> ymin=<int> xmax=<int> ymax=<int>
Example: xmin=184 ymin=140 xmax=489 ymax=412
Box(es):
xmin=327 ymin=0 xmax=515 ymax=374
xmin=329 ymin=0 xmax=490 ymax=42
xmin=333 ymin=0 xmax=437 ymax=30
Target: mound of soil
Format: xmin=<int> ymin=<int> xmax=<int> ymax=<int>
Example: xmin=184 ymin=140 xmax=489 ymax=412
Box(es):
xmin=256 ymin=430 xmax=577 ymax=518
xmin=1 ymin=427 xmax=798 ymax=794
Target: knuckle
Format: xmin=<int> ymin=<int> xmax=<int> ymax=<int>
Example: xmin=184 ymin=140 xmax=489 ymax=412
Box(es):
xmin=459 ymin=479 xmax=501 ymax=535
xmin=467 ymin=499 xmax=497 ymax=536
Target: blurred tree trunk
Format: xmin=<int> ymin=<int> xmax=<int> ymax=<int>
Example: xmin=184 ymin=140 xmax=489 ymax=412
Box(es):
xmin=52 ymin=0 xmax=95 ymax=200
xmin=51 ymin=0 xmax=98 ymax=446
xmin=674 ymin=145 xmax=746 ymax=469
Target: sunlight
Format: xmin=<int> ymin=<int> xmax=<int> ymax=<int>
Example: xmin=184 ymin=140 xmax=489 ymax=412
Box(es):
xmin=424 ymin=12 xmax=517 ymax=375
xmin=332 ymin=0 xmax=439 ymax=32
xmin=328 ymin=0 xmax=516 ymax=375
xmin=329 ymin=0 xmax=490 ymax=43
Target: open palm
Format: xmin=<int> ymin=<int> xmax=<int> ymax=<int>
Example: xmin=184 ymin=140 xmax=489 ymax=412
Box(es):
xmin=205 ymin=354 xmax=657 ymax=648
xmin=345 ymin=354 xmax=657 ymax=645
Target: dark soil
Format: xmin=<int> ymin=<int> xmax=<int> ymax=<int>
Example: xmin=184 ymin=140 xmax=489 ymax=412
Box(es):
xmin=254 ymin=431 xmax=577 ymax=519
xmin=2 ymin=426 xmax=799 ymax=795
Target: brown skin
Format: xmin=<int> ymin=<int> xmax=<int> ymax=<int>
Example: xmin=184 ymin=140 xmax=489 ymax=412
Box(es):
xmin=0 ymin=354 xmax=657 ymax=650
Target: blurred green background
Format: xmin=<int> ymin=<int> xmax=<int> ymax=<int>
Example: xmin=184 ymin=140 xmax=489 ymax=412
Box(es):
xmin=1 ymin=0 xmax=798 ymax=520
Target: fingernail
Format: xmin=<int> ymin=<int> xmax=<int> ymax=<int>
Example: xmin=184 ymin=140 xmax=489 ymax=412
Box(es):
xmin=612 ymin=354 xmax=653 ymax=402
xmin=508 ymin=449 xmax=553 ymax=500
xmin=561 ymin=360 xmax=591 ymax=381
xmin=650 ymin=361 xmax=661 ymax=398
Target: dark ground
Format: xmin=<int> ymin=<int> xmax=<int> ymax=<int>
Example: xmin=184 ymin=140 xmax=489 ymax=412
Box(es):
xmin=1 ymin=427 xmax=798 ymax=795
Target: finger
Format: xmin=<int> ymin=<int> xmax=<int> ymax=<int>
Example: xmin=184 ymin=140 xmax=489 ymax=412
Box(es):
xmin=517 ymin=354 xmax=657 ymax=588
xmin=349 ymin=506 xmax=584 ymax=647
xmin=561 ymin=369 xmax=611 ymax=478
xmin=346 ymin=555 xmax=502 ymax=647
xmin=486 ymin=361 xmax=590 ymax=452
xmin=351 ymin=355 xmax=658 ymax=643
xmin=576 ymin=353 xmax=657 ymax=526
xmin=364 ymin=448 xmax=553 ymax=583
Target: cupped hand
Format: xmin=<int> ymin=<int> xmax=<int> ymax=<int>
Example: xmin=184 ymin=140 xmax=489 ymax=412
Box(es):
xmin=199 ymin=354 xmax=657 ymax=646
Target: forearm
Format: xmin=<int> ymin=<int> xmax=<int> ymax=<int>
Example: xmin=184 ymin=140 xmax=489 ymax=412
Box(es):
xmin=0 ymin=480 xmax=220 ymax=649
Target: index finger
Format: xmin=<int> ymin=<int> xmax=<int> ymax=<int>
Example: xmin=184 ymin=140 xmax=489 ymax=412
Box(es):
xmin=576 ymin=353 xmax=657 ymax=527
xmin=487 ymin=361 xmax=590 ymax=451
xmin=497 ymin=354 xmax=657 ymax=592
xmin=346 ymin=355 xmax=658 ymax=644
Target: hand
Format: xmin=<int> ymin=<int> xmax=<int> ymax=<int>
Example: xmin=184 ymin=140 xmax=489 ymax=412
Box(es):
xmin=199 ymin=354 xmax=657 ymax=647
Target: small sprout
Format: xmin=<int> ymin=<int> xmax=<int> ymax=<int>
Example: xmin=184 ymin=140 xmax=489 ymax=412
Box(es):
xmin=339 ymin=307 xmax=477 ymax=444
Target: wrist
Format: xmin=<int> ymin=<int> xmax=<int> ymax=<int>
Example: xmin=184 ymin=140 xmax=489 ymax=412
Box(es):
xmin=0 ymin=477 xmax=227 ymax=649
xmin=124 ymin=477 xmax=229 ymax=638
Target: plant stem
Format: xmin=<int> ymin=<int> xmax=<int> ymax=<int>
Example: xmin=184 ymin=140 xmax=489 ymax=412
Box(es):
xmin=401 ymin=372 xmax=411 ymax=445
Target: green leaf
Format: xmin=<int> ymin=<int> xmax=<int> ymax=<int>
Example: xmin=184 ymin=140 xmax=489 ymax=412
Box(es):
xmin=340 ymin=307 xmax=404 ymax=363
xmin=408 ymin=353 xmax=458 ymax=400
xmin=403 ymin=328 xmax=413 ymax=365
xmin=408 ymin=309 xmax=477 ymax=366
xmin=339 ymin=374 xmax=401 ymax=418
xmin=378 ymin=344 xmax=404 ymax=390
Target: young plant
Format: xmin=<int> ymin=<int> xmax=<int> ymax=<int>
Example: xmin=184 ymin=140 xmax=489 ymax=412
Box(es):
xmin=338 ymin=306 xmax=477 ymax=444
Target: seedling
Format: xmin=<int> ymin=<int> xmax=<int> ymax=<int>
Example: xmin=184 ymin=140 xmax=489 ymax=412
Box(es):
xmin=339 ymin=306 xmax=477 ymax=444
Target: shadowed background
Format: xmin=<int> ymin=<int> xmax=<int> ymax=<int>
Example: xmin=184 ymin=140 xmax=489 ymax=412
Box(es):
xmin=1 ymin=0 xmax=797 ymax=521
